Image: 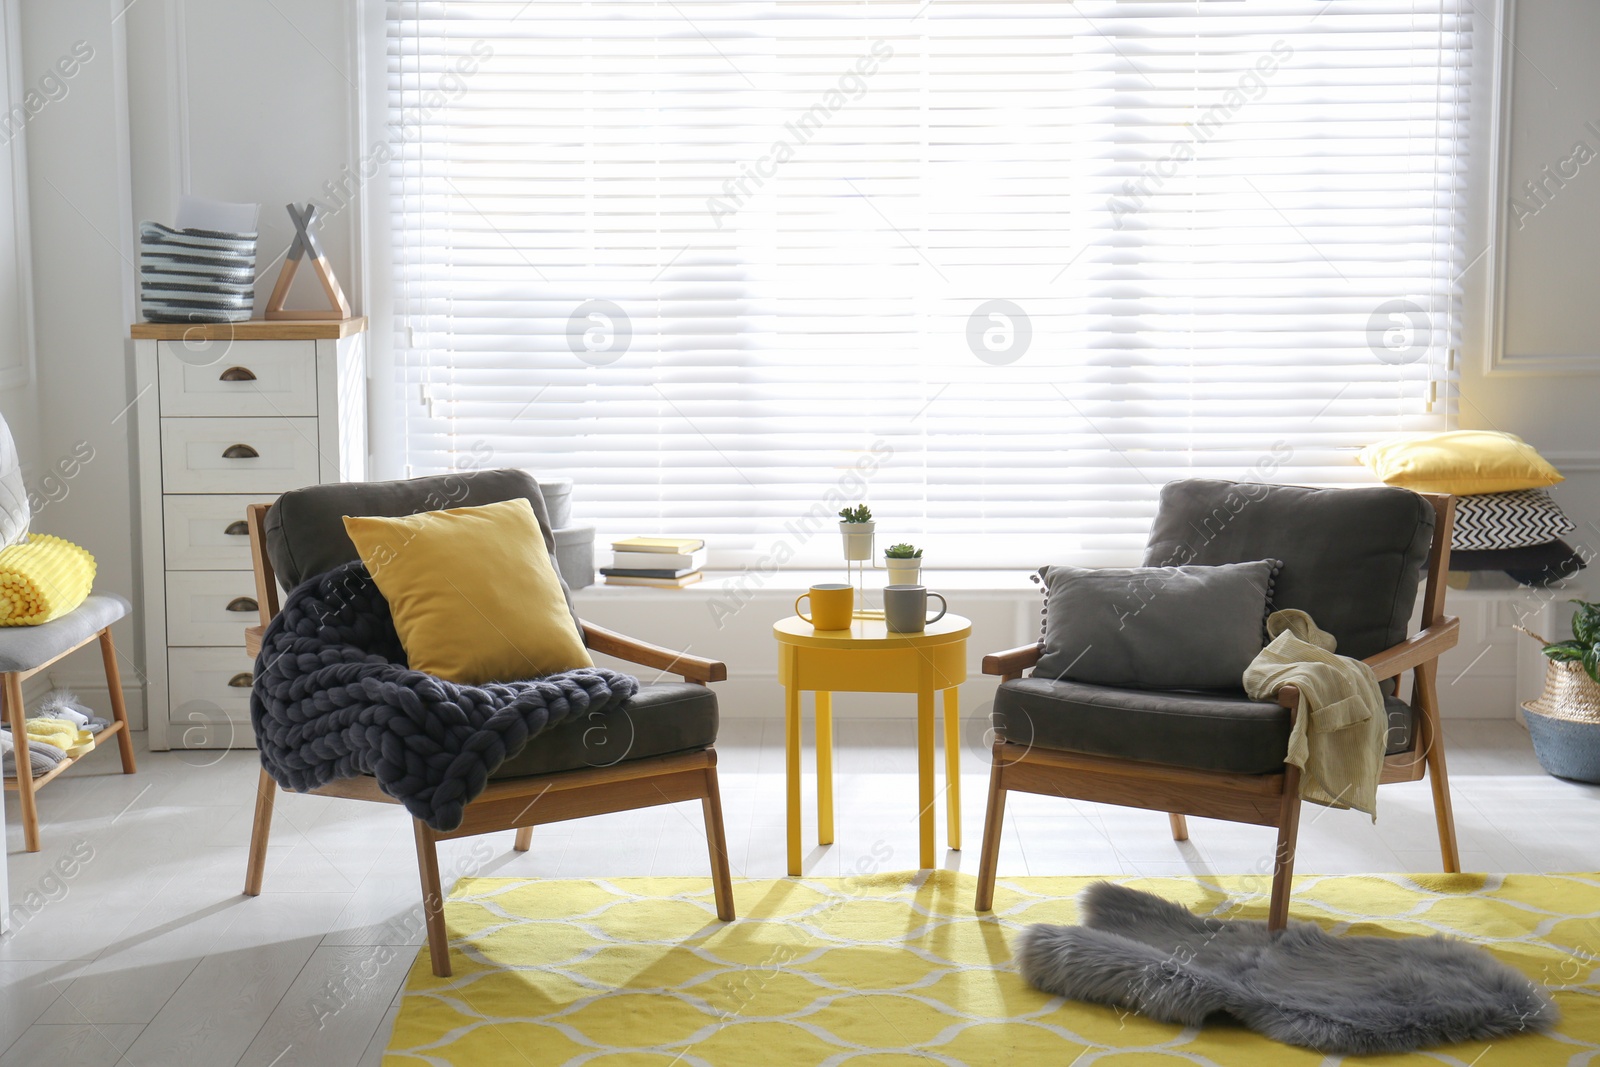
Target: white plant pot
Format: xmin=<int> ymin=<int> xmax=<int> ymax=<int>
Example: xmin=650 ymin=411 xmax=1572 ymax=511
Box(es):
xmin=884 ymin=558 xmax=921 ymax=586
xmin=840 ymin=521 xmax=875 ymax=561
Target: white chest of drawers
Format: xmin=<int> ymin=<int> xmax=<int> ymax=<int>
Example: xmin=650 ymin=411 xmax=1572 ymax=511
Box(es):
xmin=131 ymin=318 xmax=367 ymax=750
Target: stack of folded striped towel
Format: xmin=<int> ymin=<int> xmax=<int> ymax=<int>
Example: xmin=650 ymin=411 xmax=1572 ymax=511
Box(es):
xmin=1 ymin=691 xmax=108 ymax=776
xmin=1360 ymin=430 xmax=1584 ymax=587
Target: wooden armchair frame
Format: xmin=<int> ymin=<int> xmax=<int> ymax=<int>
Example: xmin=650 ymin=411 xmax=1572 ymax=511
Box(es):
xmin=239 ymin=503 xmax=734 ymax=976
xmin=973 ymin=492 xmax=1462 ymax=929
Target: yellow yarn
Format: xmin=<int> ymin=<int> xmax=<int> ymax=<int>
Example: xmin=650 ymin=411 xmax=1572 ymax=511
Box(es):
xmin=0 ymin=535 xmax=95 ymax=626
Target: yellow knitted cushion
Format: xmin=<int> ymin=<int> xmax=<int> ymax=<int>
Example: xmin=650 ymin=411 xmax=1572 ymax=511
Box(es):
xmin=0 ymin=534 xmax=96 ymax=626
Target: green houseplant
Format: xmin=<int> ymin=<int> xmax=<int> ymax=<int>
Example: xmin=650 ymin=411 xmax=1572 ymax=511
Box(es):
xmin=884 ymin=542 xmax=922 ymax=585
xmin=1517 ymin=601 xmax=1600 ymax=783
xmin=838 ymin=505 xmax=875 ymax=561
xmin=1534 ymin=600 xmax=1600 ymax=683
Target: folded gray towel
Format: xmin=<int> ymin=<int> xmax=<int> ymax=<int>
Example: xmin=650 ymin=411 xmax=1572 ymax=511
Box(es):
xmin=0 ymin=731 xmax=66 ymax=776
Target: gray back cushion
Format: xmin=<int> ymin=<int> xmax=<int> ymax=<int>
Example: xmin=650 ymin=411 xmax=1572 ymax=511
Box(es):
xmin=1142 ymin=479 xmax=1434 ymax=662
xmin=263 ymin=469 xmax=580 ymax=630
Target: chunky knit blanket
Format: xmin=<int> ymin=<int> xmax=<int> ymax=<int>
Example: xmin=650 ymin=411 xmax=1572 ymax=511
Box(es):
xmin=250 ymin=560 xmax=639 ymax=832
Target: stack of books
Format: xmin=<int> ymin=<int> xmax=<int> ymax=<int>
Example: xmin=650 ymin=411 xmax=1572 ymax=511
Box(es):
xmin=601 ymin=537 xmax=707 ymax=588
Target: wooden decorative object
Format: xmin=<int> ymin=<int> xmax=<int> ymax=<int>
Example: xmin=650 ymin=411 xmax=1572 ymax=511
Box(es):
xmin=263 ymin=203 xmax=352 ymax=321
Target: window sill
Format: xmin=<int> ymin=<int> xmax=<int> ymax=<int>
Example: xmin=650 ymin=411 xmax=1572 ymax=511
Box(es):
xmin=572 ymin=568 xmax=1041 ymax=601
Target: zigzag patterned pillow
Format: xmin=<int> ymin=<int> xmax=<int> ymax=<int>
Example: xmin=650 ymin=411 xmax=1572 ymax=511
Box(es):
xmin=1451 ymin=489 xmax=1575 ymax=551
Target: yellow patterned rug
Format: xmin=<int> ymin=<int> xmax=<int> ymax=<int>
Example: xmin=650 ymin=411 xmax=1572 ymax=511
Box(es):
xmin=384 ymin=870 xmax=1600 ymax=1065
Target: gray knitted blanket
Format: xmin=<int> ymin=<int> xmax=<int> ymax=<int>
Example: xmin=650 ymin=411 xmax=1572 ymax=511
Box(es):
xmin=250 ymin=560 xmax=639 ymax=831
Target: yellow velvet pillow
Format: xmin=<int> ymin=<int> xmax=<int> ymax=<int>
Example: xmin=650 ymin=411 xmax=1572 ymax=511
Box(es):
xmin=342 ymin=498 xmax=592 ymax=684
xmin=1357 ymin=431 xmax=1564 ymax=495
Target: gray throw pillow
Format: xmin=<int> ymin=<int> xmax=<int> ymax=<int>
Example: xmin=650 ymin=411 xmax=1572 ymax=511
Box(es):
xmin=1033 ymin=560 xmax=1281 ymax=689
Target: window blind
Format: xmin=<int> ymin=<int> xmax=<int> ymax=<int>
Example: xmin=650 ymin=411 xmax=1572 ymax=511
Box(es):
xmin=386 ymin=0 xmax=1468 ymax=567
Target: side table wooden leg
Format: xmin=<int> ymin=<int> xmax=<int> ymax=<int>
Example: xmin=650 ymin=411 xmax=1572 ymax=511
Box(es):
xmin=785 ymin=683 xmax=802 ymax=876
xmin=816 ymin=691 xmax=834 ymax=846
xmin=917 ymin=685 xmax=935 ymax=869
xmin=943 ymin=686 xmax=961 ymax=851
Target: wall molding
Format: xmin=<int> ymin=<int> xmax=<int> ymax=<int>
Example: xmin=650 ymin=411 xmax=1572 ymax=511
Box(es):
xmin=1545 ymin=451 xmax=1600 ymax=473
xmin=1484 ymin=0 xmax=1600 ymax=377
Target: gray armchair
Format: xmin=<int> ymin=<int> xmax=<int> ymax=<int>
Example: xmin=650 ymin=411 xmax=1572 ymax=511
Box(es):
xmin=240 ymin=470 xmax=733 ymax=976
xmin=974 ymin=480 xmax=1461 ymax=927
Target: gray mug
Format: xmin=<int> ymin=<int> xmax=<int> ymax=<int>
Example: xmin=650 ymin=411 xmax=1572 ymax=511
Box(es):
xmin=884 ymin=585 xmax=947 ymax=633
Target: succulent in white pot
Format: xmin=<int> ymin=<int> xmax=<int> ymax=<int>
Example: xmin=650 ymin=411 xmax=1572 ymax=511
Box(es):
xmin=838 ymin=504 xmax=875 ymax=561
xmin=884 ymin=543 xmax=922 ymax=585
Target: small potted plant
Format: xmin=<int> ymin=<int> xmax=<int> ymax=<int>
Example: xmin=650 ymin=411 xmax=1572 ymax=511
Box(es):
xmin=838 ymin=504 xmax=875 ymax=561
xmin=884 ymin=543 xmax=922 ymax=585
xmin=1517 ymin=601 xmax=1600 ymax=783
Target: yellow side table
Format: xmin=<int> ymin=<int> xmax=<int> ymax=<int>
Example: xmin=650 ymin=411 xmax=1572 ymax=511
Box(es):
xmin=773 ymin=613 xmax=971 ymax=874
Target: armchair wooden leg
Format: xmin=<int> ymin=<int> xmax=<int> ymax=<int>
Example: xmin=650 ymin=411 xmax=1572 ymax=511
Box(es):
xmin=1268 ymin=765 xmax=1303 ymax=931
xmin=974 ymin=746 xmax=1009 ymax=912
xmin=701 ymin=757 xmax=736 ymax=922
xmin=244 ymin=768 xmax=277 ymax=895
xmin=513 ymin=826 xmax=534 ymax=852
xmin=414 ymin=820 xmax=451 ymax=978
xmin=98 ymin=629 xmax=137 ymax=774
xmin=1413 ymin=662 xmax=1460 ymax=873
xmin=5 ymin=672 xmax=39 ymax=852
xmin=1168 ymin=813 xmax=1189 ymax=841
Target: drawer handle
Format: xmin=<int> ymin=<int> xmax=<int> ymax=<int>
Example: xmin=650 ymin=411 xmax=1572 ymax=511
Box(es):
xmin=224 ymin=520 xmax=249 ymax=536
xmin=219 ymin=366 xmax=258 ymax=382
xmin=226 ymin=596 xmax=259 ymax=613
xmin=222 ymin=443 xmax=259 ymax=459
xmin=227 ymin=672 xmax=254 ymax=688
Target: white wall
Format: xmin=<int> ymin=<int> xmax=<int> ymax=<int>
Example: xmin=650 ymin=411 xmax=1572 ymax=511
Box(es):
xmin=1451 ymin=0 xmax=1600 ymax=711
xmin=11 ymin=1 xmax=137 ymax=714
xmin=7 ymin=0 xmax=1594 ymax=727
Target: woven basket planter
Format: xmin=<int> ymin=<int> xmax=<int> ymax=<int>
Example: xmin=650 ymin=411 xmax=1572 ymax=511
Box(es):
xmin=1520 ymin=648 xmax=1600 ymax=784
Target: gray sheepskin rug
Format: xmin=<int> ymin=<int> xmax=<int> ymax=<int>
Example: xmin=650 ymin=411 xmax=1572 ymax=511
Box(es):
xmin=1018 ymin=882 xmax=1558 ymax=1055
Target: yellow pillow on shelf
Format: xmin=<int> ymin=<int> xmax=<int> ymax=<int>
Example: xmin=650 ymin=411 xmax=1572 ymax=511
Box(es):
xmin=1357 ymin=431 xmax=1564 ymax=495
xmin=0 ymin=534 xmax=96 ymax=626
xmin=342 ymin=498 xmax=592 ymax=685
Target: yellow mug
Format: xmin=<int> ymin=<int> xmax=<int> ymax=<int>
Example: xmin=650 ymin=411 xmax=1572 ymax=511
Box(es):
xmin=796 ymin=584 xmax=854 ymax=630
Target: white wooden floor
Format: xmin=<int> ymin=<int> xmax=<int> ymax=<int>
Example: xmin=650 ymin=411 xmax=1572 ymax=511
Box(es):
xmin=1 ymin=718 xmax=1596 ymax=1065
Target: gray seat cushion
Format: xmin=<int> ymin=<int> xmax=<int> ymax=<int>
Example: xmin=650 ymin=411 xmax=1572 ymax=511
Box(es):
xmin=1142 ymin=480 xmax=1434 ymax=663
xmin=263 ymin=468 xmax=579 ymax=629
xmin=0 ymin=594 xmax=130 ymax=673
xmin=491 ymin=682 xmax=718 ymax=778
xmin=994 ymin=677 xmax=1414 ymax=776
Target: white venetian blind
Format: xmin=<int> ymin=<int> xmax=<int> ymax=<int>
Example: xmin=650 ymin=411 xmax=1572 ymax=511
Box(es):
xmin=386 ymin=0 xmax=1468 ymax=567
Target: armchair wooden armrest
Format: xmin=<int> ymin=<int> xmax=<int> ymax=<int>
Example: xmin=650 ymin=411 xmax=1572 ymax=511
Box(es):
xmin=1361 ymin=617 xmax=1460 ymax=681
xmin=982 ymin=642 xmax=1041 ymax=680
xmin=582 ymin=621 xmax=727 ymax=684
